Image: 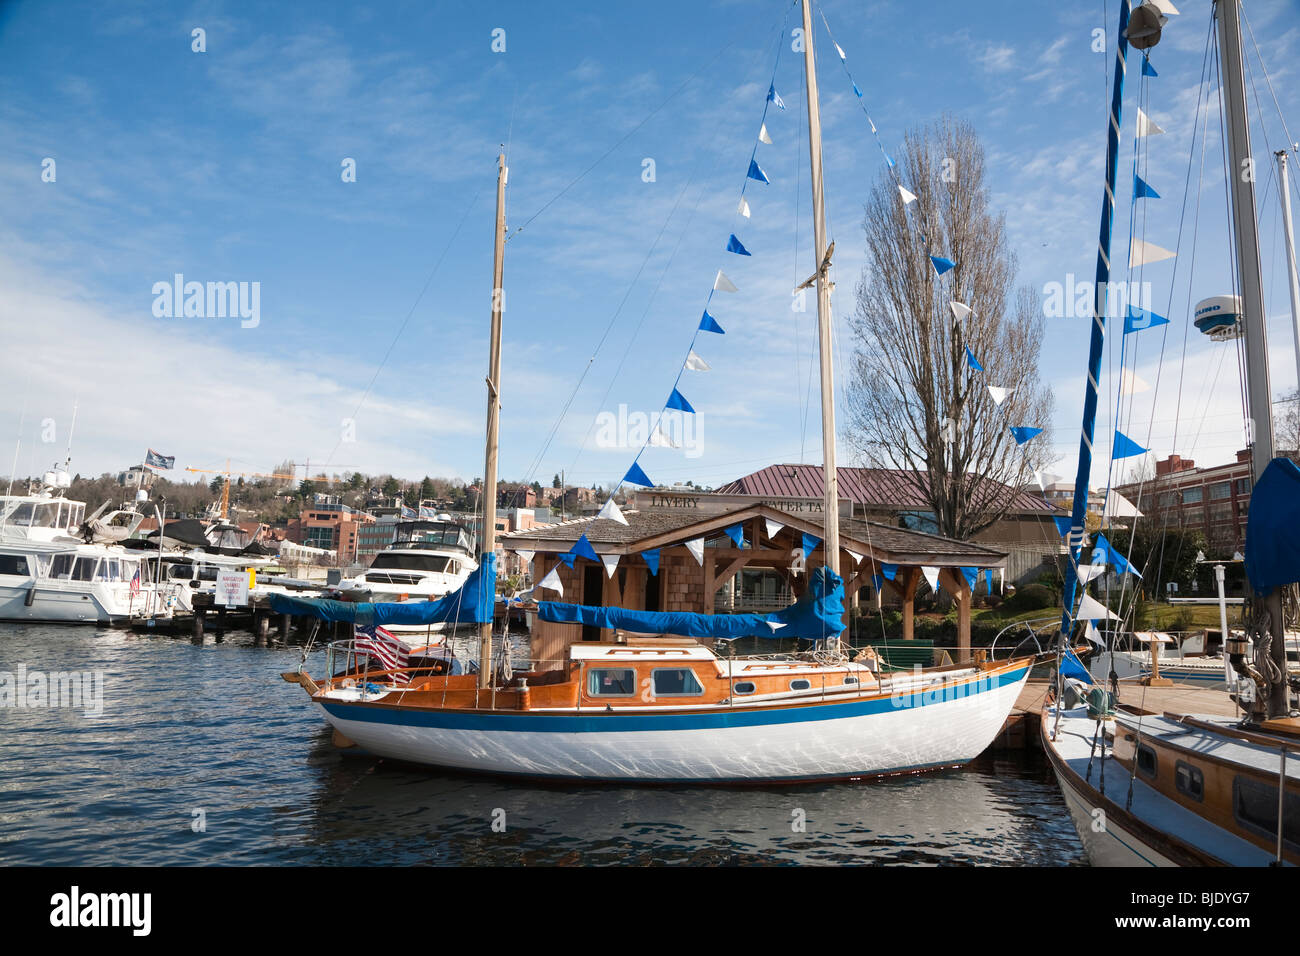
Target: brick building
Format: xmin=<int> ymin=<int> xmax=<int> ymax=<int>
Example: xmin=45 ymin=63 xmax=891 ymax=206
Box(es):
xmin=287 ymin=496 xmax=375 ymax=564
xmin=1113 ymin=450 xmax=1256 ymax=556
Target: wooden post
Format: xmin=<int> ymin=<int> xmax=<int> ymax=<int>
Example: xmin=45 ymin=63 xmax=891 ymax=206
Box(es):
xmin=703 ymin=552 xmax=715 ymax=616
xmin=899 ymin=568 xmax=920 ymax=641
xmin=192 ymin=608 xmax=205 ymax=643
xmin=280 ymin=613 xmax=292 ymax=641
xmin=939 ymin=569 xmax=972 ymax=662
xmin=254 ymin=611 xmax=269 ymax=647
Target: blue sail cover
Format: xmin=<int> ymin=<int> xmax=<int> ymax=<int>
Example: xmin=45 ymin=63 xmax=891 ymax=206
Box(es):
xmin=1245 ymin=457 xmax=1300 ymax=592
xmin=539 ymin=566 xmax=845 ymax=642
xmin=268 ymin=552 xmax=497 ymax=627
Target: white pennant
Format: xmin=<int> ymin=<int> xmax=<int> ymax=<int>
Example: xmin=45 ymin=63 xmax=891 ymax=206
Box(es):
xmin=684 ymin=350 xmax=711 ymax=371
xmin=1135 ymin=108 xmax=1165 ymax=137
xmin=834 ymin=42 xmax=847 ymax=61
xmin=949 ymin=301 xmax=973 ymax=320
xmin=685 ymin=537 xmax=705 ymax=566
xmin=758 ymin=123 xmax=772 ymax=145
xmin=597 ymin=498 xmax=629 ymax=525
xmin=1033 ymin=469 xmax=1046 ymax=492
xmin=738 ymin=197 xmax=751 ymax=218
xmin=1076 ymin=592 xmax=1120 ymax=621
xmin=649 ymin=423 xmax=679 ymax=448
xmin=987 ymin=385 xmax=1013 ymax=406
xmin=1130 ymin=237 xmax=1176 ymax=268
xmin=713 ymin=269 xmax=738 ymax=293
xmin=537 ymin=565 xmax=564 ymax=596
xmin=766 ymin=620 xmax=786 ymax=631
xmin=1076 ymin=563 xmax=1107 ymax=585
xmin=515 ymin=549 xmax=535 ymax=565
xmin=921 ymin=566 xmax=940 ymax=592
xmin=601 ymin=553 xmax=620 ymax=579
xmin=846 ymin=549 xmax=864 ymax=565
xmin=764 ymin=518 xmax=785 ymax=541
xmin=1085 ymin=620 xmax=1105 ymax=648
xmin=898 ymin=185 xmax=917 ymax=205
xmin=1119 ymin=369 xmax=1151 ymax=394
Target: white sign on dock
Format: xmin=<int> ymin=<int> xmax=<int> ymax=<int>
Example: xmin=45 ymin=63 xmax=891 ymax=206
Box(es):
xmin=215 ymin=570 xmax=250 ymax=608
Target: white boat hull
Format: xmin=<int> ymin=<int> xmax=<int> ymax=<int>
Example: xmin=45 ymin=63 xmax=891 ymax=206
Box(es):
xmin=316 ymin=663 xmax=1031 ymax=782
xmin=1048 ymin=752 xmax=1180 ymax=866
xmin=0 ymin=581 xmax=132 ymax=624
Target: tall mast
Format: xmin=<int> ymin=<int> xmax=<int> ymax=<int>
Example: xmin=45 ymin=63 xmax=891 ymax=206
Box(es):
xmin=800 ymin=0 xmax=841 ymax=636
xmin=478 ymin=152 xmax=507 ymax=689
xmin=1217 ymin=0 xmax=1287 ymax=718
xmin=1275 ymin=149 xmax=1300 ymax=395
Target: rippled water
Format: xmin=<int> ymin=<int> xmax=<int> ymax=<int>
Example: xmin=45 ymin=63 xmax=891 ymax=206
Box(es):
xmin=0 ymin=623 xmax=1086 ymax=865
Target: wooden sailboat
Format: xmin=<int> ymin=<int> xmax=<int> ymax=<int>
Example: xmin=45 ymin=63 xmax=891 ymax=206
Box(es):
xmin=280 ymin=0 xmax=1039 ymax=783
xmin=1042 ymin=0 xmax=1299 ymax=866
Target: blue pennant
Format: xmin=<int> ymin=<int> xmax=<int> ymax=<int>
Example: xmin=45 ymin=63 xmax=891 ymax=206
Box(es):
xmin=884 ymin=152 xmax=895 ymax=169
xmin=666 ymin=388 xmax=695 ymax=413
xmin=559 ymin=552 xmax=577 ymax=569
xmin=1124 ymin=305 xmax=1169 ymax=333
xmin=852 ymin=81 xmax=863 ymax=98
xmin=982 ymin=568 xmax=994 ymax=593
xmin=872 ymin=573 xmax=884 ymax=591
xmin=571 ymin=534 xmax=599 ymax=563
xmin=624 ymin=461 xmax=654 ymax=487
xmin=801 ymin=531 xmax=821 ymax=556
xmin=1112 ymin=429 xmax=1147 ymax=460
xmin=930 ymin=255 xmax=956 ymax=276
xmin=1060 ymin=648 xmax=1094 ymax=684
xmin=1053 ymin=515 xmax=1072 ymax=537
xmin=699 ymin=310 xmax=726 ymax=334
xmin=1010 ymin=426 xmax=1043 ymax=445
xmin=746 ymin=159 xmax=769 ymax=184
xmin=767 ymin=84 xmax=785 ymax=110
xmin=880 ymin=562 xmax=898 ymax=581
xmin=965 ymin=347 xmax=984 ymax=372
xmin=726 ymin=234 xmax=751 ymax=256
xmin=1092 ymin=532 xmax=1141 ymax=578
xmin=724 ymin=523 xmax=745 ymax=548
xmin=1142 ymin=58 xmax=1158 ymax=78
xmin=641 ymin=548 xmax=660 ymax=576
xmin=1134 ymin=174 xmax=1161 ymax=200
xmin=960 ymin=567 xmax=979 ymax=591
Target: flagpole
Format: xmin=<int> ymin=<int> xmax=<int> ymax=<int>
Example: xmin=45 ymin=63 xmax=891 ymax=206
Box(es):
xmin=800 ymin=0 xmax=841 ymax=652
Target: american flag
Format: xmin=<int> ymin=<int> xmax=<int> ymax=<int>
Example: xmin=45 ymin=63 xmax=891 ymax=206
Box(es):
xmin=353 ymin=624 xmax=411 ymax=684
xmin=129 ymin=568 xmax=141 ymax=594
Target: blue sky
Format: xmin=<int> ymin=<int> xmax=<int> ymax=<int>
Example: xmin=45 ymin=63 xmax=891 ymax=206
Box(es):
xmin=2 ymin=0 xmax=1299 ymax=494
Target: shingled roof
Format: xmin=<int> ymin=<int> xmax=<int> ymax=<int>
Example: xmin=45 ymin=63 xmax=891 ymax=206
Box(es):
xmin=716 ymin=463 xmax=1058 ymax=515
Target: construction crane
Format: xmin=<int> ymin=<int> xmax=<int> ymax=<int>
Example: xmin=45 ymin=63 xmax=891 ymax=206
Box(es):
xmin=184 ymin=459 xmax=348 ymax=519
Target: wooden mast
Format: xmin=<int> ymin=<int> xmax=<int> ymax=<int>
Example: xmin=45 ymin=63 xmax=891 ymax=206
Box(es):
xmin=799 ymin=0 xmax=841 ymax=646
xmin=478 ymin=152 xmax=507 ymax=689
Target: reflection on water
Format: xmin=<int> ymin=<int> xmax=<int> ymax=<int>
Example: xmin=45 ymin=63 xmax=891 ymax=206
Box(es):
xmin=0 ymin=624 xmax=1085 ymax=866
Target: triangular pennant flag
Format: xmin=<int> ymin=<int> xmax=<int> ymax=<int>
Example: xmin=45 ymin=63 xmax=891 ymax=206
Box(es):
xmin=801 ymin=532 xmax=821 ymax=555
xmin=930 ymin=255 xmax=956 ymax=276
xmin=982 ymin=568 xmax=994 ymax=594
xmin=559 ymin=551 xmax=577 ymax=569
xmin=1010 ymin=426 xmax=1043 ymax=445
xmin=846 ymin=549 xmax=864 ymax=566
xmin=713 ymin=269 xmax=738 ymax=293
xmin=684 ymin=350 xmax=711 ymax=371
xmin=852 ymin=81 xmax=863 ymax=98
xmin=1076 ymin=592 xmax=1120 ymax=621
xmin=685 ymin=537 xmax=705 ymax=566
xmin=950 ymin=301 xmax=973 ymax=320
xmin=1076 ymin=563 xmax=1107 ymax=585
xmin=834 ymin=42 xmax=846 ymax=61
xmin=726 ymin=234 xmax=751 ymax=256
xmin=758 ymin=123 xmax=772 ymax=145
xmin=960 ymin=567 xmax=979 ymax=591
xmin=883 ymin=152 xmax=895 ymax=169
xmin=1134 ymin=174 xmax=1161 ymax=200
xmin=641 ymin=548 xmax=660 ymax=576
xmin=965 ymin=347 xmax=984 ymax=372
xmin=872 ymin=573 xmax=884 ymax=591
xmin=666 ymin=388 xmax=695 ymax=413
xmin=536 ymin=564 xmax=565 ymax=596
xmin=1129 ymin=238 xmax=1176 ymax=268
xmin=1112 ymin=429 xmax=1148 ymax=460
xmin=1053 ymin=516 xmax=1072 ymax=537
xmin=1119 ymin=369 xmax=1152 ymax=394
xmin=987 ymin=385 xmax=1013 ymax=406
xmin=764 ymin=518 xmax=784 ymax=540
xmin=1141 ymin=58 xmax=1158 ymax=78
xmin=698 ymin=310 xmax=726 ymax=334
xmin=601 ymin=553 xmax=620 ymax=579
xmin=737 ymin=197 xmax=751 ymax=218
xmin=624 ymin=461 xmax=654 ymax=487
xmin=1085 ymin=620 xmax=1105 ymax=648
xmin=1148 ymin=0 xmax=1180 ymax=16
xmin=765 ymin=620 xmax=786 ymax=631
xmin=597 ymin=498 xmax=629 ymax=525
xmin=921 ymin=566 xmax=940 ymax=591
xmin=1124 ymin=304 xmax=1170 ymax=333
xmin=898 ymin=185 xmax=917 ymax=205
xmin=648 ymin=422 xmax=680 ymax=448
xmin=767 ymin=85 xmax=785 ymax=110
xmin=746 ymin=159 xmax=770 ymax=184
xmin=571 ymin=533 xmax=599 ymax=563
xmin=1060 ymin=648 xmax=1094 ymax=684
xmin=515 ymin=549 xmax=535 ymax=565
xmin=1034 ymin=469 xmax=1046 ymax=491
xmin=1135 ymin=107 xmax=1165 ymax=137
xmin=723 ymin=523 xmax=744 ymax=548
xmin=880 ymin=562 xmax=898 ymax=581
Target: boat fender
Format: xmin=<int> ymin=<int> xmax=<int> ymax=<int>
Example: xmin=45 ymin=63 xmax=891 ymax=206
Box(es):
xmin=24 ymin=587 xmax=36 ymax=607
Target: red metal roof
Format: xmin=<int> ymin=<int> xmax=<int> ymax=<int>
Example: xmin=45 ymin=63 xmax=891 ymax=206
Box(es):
xmin=716 ymin=464 xmax=1058 ymax=515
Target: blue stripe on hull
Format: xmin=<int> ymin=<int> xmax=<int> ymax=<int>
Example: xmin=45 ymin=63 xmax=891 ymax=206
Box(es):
xmin=320 ymin=665 xmax=1031 ymax=733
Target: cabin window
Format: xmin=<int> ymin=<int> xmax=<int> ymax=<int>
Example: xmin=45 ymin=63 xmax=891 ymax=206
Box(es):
xmin=790 ymin=679 xmax=812 ymax=691
xmin=71 ymin=557 xmax=98 ymax=582
xmin=586 ymin=668 xmax=636 ymax=697
xmin=51 ymin=554 xmax=75 ymax=579
xmin=1233 ymin=777 xmax=1300 ymax=850
xmin=651 ymin=668 xmax=703 ymax=697
xmin=1135 ymin=743 xmax=1158 ymax=778
xmin=732 ymin=681 xmax=756 ymax=695
xmin=1174 ymin=761 xmax=1204 ymax=802
xmin=843 ymin=676 xmax=859 ymax=685
xmin=0 ymin=555 xmax=30 ymax=576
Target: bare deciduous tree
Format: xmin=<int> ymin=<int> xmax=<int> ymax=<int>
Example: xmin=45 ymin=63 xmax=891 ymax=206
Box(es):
xmin=844 ymin=116 xmax=1054 ymax=540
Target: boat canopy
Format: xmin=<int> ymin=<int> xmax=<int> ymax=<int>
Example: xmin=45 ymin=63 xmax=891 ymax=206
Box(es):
xmin=538 ymin=566 xmax=846 ymax=642
xmin=269 ymin=552 xmax=497 ymax=626
xmin=1244 ymin=456 xmax=1300 ymax=592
